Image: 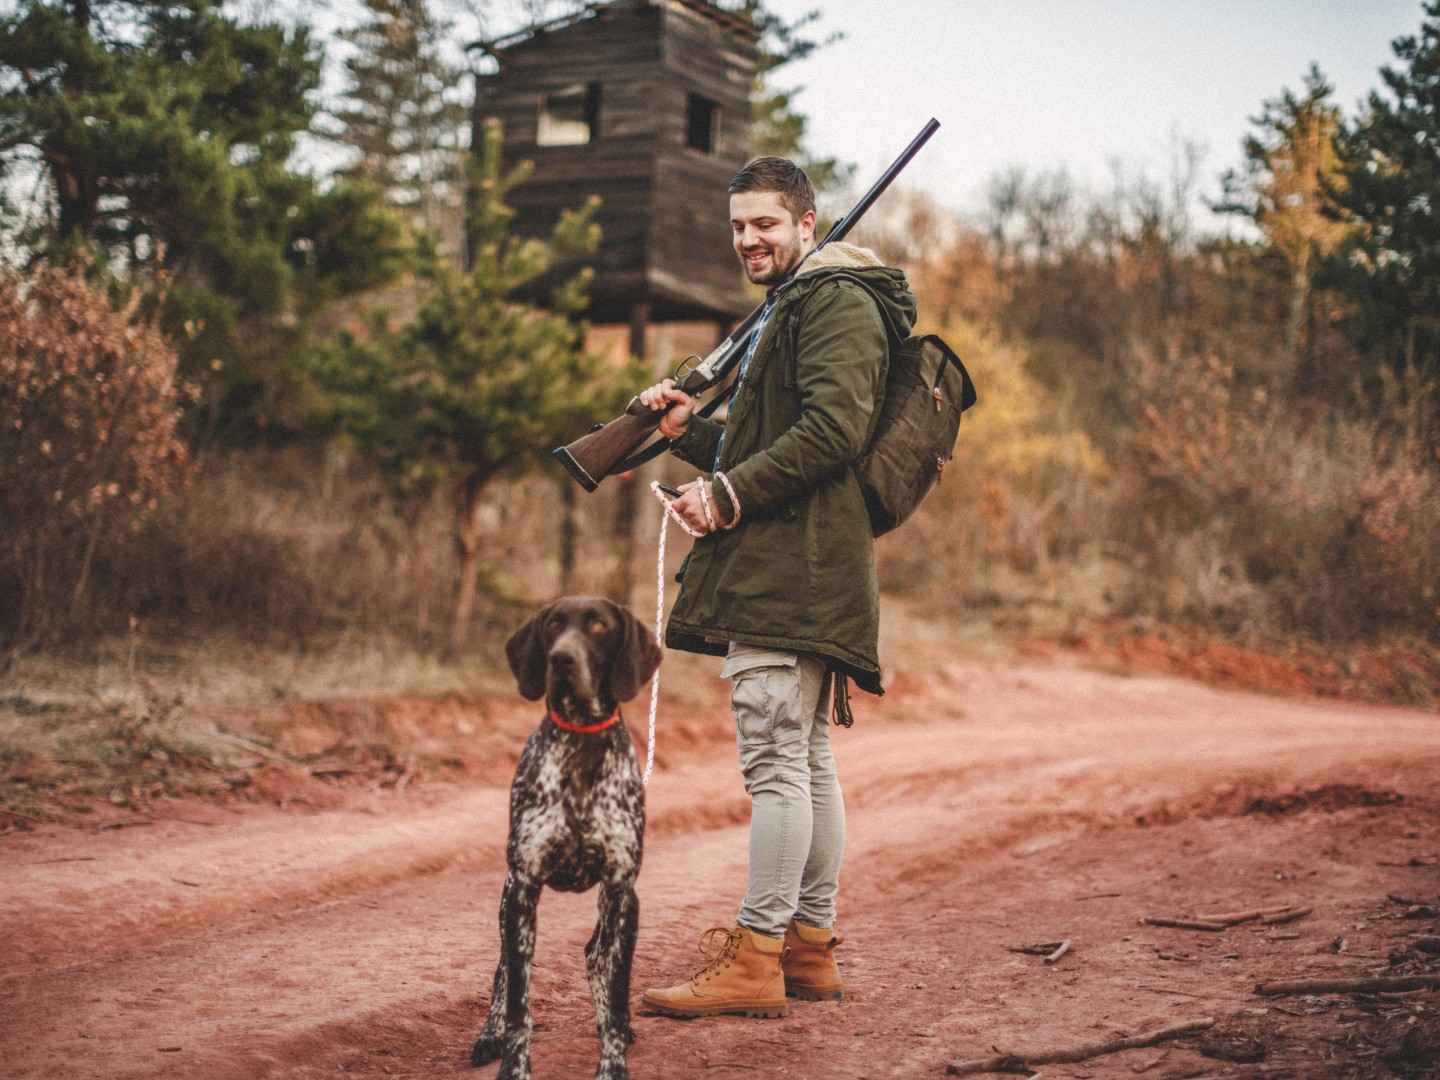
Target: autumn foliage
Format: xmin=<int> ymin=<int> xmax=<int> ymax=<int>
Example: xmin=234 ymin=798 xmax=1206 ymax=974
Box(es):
xmin=0 ymin=265 xmax=192 ymax=646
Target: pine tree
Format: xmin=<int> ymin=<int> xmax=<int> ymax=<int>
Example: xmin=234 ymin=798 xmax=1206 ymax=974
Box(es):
xmin=0 ymin=0 xmax=407 ymax=440
xmin=1215 ymin=65 xmax=1351 ymax=385
xmin=332 ymin=0 xmax=469 ymax=238
xmin=312 ymin=120 xmax=641 ymax=654
xmin=1328 ymin=1 xmax=1440 ymax=385
xmin=726 ymin=1 xmax=852 ymax=194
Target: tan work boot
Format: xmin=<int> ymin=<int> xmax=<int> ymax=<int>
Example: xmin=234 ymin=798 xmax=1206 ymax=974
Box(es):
xmin=782 ymin=918 xmax=845 ymax=1001
xmin=641 ymin=926 xmax=788 ymax=1018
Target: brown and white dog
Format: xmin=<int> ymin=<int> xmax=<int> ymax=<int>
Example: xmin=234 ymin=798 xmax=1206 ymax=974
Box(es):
xmin=471 ymin=597 xmax=662 ymax=1080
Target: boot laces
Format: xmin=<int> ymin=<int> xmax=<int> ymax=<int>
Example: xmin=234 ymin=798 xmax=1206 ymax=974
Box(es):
xmin=692 ymin=926 xmax=743 ymax=981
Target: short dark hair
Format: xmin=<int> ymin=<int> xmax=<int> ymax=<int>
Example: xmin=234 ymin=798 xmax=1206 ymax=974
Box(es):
xmin=728 ymin=156 xmax=816 ymax=222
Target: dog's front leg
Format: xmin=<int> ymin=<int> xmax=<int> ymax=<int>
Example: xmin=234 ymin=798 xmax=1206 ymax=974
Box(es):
xmin=472 ymin=871 xmax=540 ymax=1078
xmin=471 ymin=869 xmax=514 ymax=1067
xmin=586 ymin=883 xmax=639 ymax=1080
xmin=471 ymin=953 xmax=507 ymax=1066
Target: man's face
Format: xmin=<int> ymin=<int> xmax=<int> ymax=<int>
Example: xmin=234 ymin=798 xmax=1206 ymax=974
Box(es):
xmin=730 ymin=190 xmax=816 ymax=285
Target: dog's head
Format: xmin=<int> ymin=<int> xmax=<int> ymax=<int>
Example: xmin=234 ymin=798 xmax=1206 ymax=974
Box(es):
xmin=505 ymin=596 xmax=663 ymax=717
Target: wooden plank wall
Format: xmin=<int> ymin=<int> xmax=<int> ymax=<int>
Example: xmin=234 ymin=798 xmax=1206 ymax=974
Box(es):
xmin=649 ymin=4 xmax=757 ymax=314
xmin=475 ymin=5 xmax=664 ymax=283
xmin=471 ymin=0 xmax=757 ymax=320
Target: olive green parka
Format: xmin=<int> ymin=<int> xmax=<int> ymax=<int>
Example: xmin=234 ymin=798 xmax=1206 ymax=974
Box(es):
xmin=665 ymin=243 xmax=917 ymax=694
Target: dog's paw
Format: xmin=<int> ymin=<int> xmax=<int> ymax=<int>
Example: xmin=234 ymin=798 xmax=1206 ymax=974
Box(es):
xmin=469 ymin=1034 xmax=503 ymax=1067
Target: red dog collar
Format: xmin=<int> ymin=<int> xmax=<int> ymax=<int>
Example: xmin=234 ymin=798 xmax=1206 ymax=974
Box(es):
xmin=549 ymin=709 xmax=622 ymax=734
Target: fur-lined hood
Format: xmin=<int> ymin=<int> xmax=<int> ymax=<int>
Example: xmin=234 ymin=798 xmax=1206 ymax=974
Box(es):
xmin=795 ymin=241 xmax=889 ymax=274
xmin=789 ymin=241 xmax=916 ymax=342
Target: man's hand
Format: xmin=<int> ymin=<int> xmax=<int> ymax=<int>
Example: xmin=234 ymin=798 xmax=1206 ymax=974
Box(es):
xmin=667 ymin=479 xmax=732 ymax=535
xmin=637 ymin=378 xmax=694 ymax=440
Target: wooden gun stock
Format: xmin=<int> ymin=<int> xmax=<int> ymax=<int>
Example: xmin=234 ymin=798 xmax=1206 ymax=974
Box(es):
xmin=552 ymin=396 xmax=668 ymax=492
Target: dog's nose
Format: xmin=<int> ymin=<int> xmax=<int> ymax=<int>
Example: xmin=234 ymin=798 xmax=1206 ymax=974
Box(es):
xmin=550 ymin=651 xmax=578 ymax=673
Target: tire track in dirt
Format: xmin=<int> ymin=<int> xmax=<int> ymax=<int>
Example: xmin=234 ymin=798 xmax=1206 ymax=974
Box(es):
xmin=4 ymin=664 xmax=1438 ymax=1079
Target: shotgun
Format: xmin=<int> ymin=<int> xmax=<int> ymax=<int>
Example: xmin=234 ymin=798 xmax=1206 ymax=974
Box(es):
xmin=553 ymin=118 xmax=940 ymax=491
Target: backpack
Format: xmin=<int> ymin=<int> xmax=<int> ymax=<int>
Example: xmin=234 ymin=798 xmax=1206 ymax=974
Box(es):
xmin=814 ymin=273 xmax=979 ymax=537
xmin=858 ymin=331 xmax=977 ymax=536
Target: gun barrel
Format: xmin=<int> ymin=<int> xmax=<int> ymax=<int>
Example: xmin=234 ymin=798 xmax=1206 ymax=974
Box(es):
xmin=821 ymin=117 xmax=940 ymax=247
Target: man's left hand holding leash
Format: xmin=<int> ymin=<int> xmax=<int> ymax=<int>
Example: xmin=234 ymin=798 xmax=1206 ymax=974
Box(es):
xmin=638 ymin=378 xmax=733 ymax=535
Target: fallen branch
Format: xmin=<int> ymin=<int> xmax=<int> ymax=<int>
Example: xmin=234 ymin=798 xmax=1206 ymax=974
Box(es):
xmin=944 ymin=1018 xmax=1215 ymax=1076
xmin=1194 ymin=904 xmax=1302 ymax=925
xmin=1141 ymin=916 xmax=1227 ymax=932
xmin=1255 ymin=975 xmax=1440 ymax=997
xmin=1044 ymin=940 xmax=1071 ymax=965
xmin=1006 ymin=942 xmax=1065 ymax=956
xmin=1136 ymin=984 xmax=1207 ymax=999
xmin=1261 ymin=906 xmax=1313 ymax=926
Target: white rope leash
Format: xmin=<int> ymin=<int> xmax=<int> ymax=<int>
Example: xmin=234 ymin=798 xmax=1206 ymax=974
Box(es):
xmin=641 ymin=475 xmax=743 ymax=784
xmin=643 ymin=481 xmax=705 ymax=785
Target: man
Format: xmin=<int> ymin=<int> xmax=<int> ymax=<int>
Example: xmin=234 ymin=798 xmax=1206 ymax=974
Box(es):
xmin=636 ymin=157 xmax=916 ymax=1018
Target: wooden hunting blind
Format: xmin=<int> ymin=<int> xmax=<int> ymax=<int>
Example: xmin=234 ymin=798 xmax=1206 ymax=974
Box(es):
xmin=470 ymin=0 xmax=760 ymax=327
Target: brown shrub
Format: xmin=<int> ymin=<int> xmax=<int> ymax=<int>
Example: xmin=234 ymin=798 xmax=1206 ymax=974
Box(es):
xmin=1118 ymin=343 xmax=1440 ymax=641
xmin=0 ymin=264 xmax=192 ymax=648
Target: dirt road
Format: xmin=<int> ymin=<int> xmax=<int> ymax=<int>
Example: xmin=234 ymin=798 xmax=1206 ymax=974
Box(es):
xmin=4 ymin=657 xmax=1438 ymax=1079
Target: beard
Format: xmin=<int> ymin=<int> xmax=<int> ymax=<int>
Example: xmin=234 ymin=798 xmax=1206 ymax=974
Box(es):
xmin=739 ymin=238 xmax=804 ymax=284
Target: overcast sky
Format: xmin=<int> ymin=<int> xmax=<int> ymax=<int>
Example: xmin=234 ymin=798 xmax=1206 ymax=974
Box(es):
xmin=754 ymin=0 xmax=1426 ymax=232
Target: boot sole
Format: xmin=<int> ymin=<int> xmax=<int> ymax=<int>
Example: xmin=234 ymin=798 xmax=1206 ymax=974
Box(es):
xmin=785 ymin=982 xmax=844 ymax=1002
xmin=641 ymin=998 xmax=788 ymax=1020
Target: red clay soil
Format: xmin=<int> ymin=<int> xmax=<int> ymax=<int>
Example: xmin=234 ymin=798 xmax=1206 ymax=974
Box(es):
xmin=1027 ymin=620 xmax=1440 ymax=707
xmin=3 ymin=659 xmax=1439 ymax=1079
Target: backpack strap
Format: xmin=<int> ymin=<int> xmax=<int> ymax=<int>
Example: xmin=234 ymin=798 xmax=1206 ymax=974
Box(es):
xmin=803 ymin=270 xmax=909 ymax=346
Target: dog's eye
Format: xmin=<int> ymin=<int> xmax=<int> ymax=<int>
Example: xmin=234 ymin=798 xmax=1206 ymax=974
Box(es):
xmin=587 ymin=619 xmax=607 ymax=636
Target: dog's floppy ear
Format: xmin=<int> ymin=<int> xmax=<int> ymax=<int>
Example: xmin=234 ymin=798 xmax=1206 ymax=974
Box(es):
xmin=606 ymin=600 xmax=662 ymax=703
xmin=505 ymin=605 xmax=552 ymax=701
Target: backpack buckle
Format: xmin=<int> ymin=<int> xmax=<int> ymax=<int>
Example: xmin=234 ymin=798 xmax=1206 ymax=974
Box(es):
xmin=935 ymin=455 xmax=946 ymax=482
xmin=931 ymin=386 xmax=944 ymax=411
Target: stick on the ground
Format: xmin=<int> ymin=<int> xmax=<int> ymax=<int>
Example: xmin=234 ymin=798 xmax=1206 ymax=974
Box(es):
xmin=1260 ymin=906 xmax=1312 ymax=925
xmin=944 ymin=1018 xmax=1216 ymax=1076
xmin=1255 ymin=975 xmax=1440 ymax=997
xmin=1136 ymin=984 xmax=1207 ymax=999
xmin=1194 ymin=904 xmax=1303 ymax=925
xmin=1141 ymin=916 xmax=1228 ymax=932
xmin=1044 ymin=940 xmax=1071 ymax=964
xmin=1006 ymin=941 xmax=1065 ymax=956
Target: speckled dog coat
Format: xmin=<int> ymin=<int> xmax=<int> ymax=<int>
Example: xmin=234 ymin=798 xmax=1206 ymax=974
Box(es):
xmin=470 ymin=597 xmax=661 ymax=1080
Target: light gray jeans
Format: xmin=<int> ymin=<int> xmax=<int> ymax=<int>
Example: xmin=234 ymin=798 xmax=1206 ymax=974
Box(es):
xmin=723 ymin=642 xmax=846 ymax=939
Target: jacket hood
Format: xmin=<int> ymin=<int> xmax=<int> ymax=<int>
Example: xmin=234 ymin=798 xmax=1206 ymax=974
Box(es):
xmin=792 ymin=242 xmax=916 ymax=340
